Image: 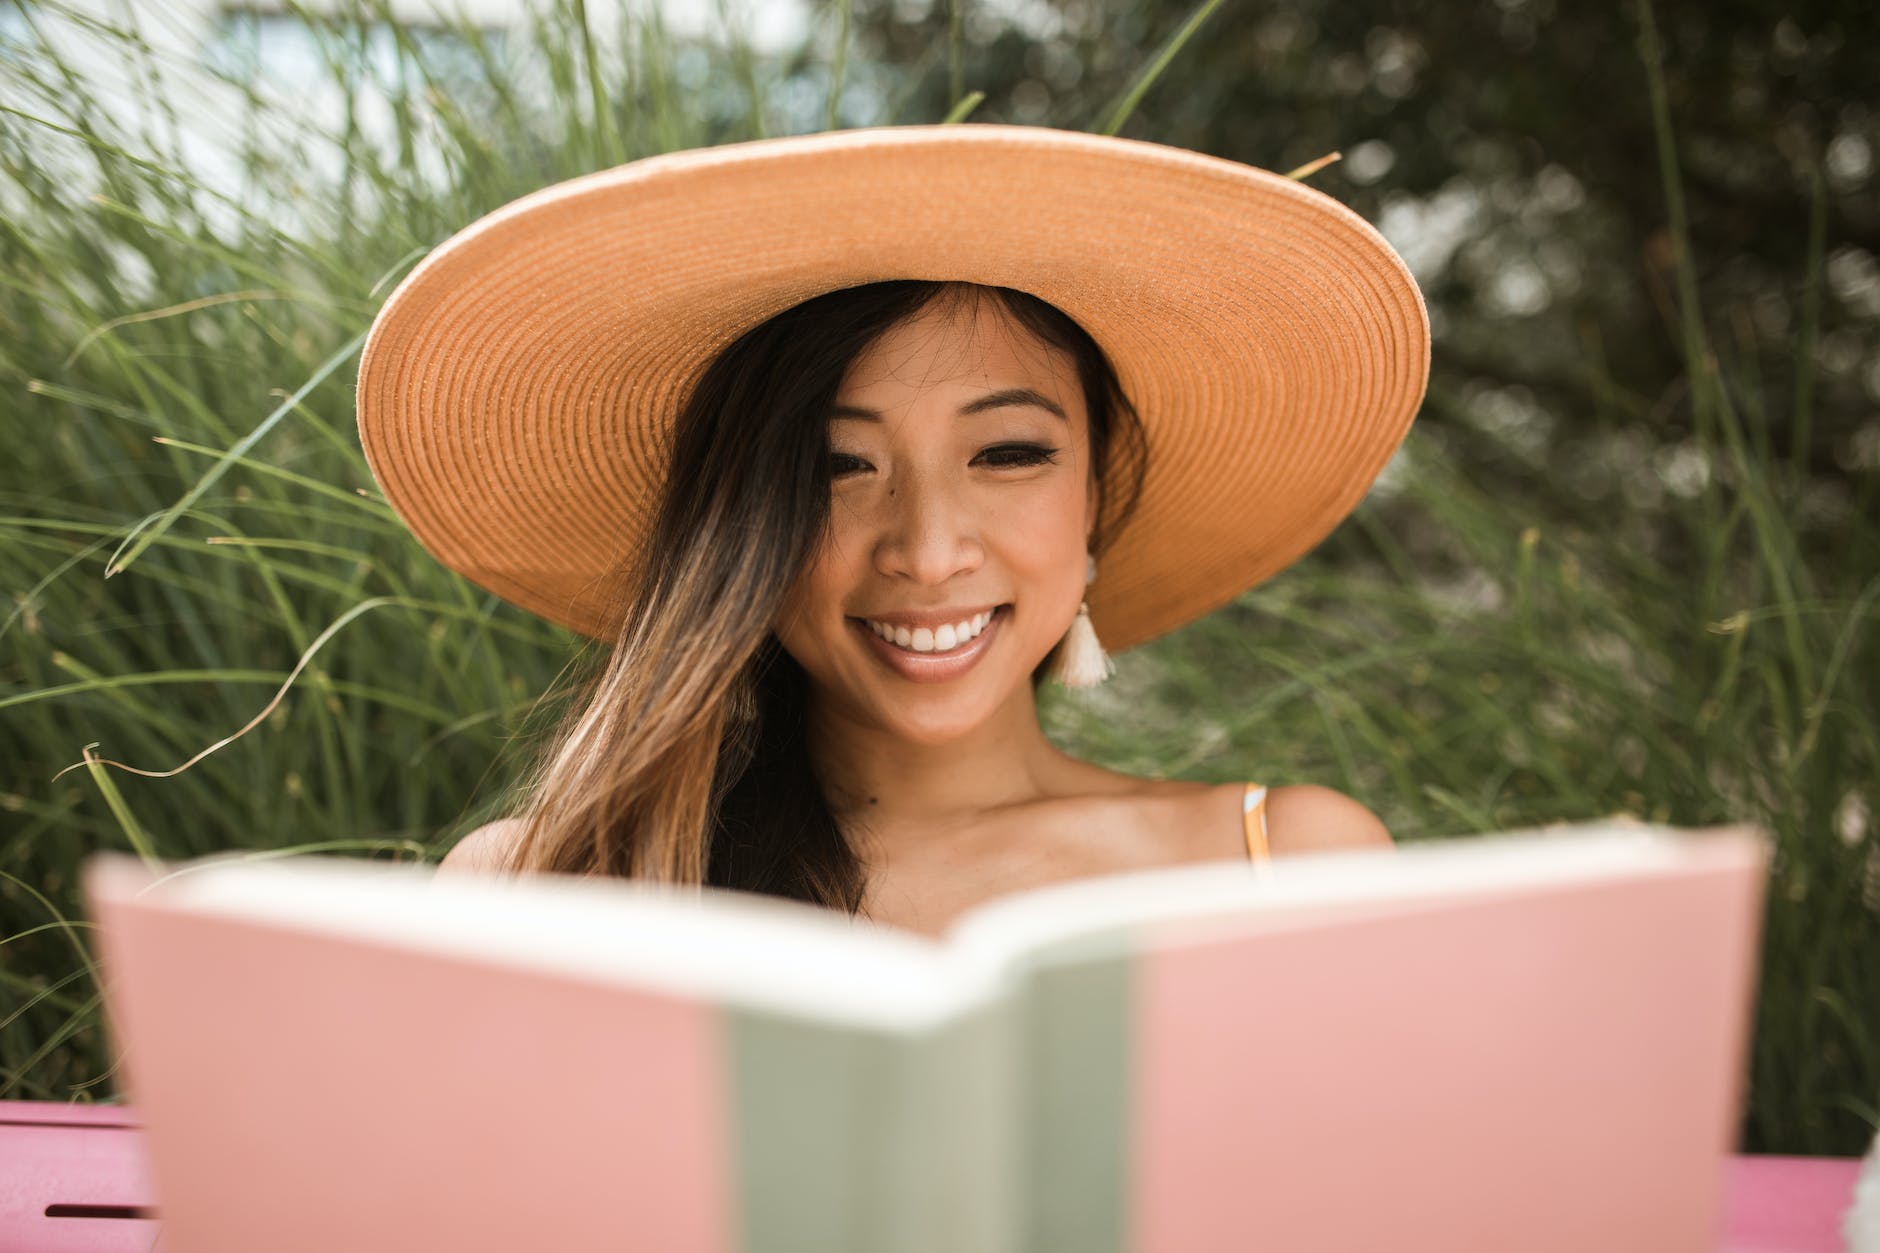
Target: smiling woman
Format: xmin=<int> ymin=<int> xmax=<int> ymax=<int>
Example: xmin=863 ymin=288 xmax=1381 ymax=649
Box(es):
xmin=775 ymin=289 xmax=1117 ymax=741
xmin=358 ymin=125 xmax=1429 ymax=937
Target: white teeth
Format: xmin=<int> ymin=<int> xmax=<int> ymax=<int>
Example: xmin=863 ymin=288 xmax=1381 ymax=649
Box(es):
xmin=865 ymin=608 xmax=998 ymax=654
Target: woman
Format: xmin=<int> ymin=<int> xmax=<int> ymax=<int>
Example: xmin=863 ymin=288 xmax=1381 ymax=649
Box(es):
xmin=356 ymin=125 xmax=1430 ymax=937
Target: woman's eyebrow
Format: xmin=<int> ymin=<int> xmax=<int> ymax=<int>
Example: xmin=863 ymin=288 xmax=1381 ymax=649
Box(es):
xmin=829 ymin=387 xmax=1068 ymax=422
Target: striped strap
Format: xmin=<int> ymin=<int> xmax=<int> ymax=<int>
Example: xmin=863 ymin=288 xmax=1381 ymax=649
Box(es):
xmin=1241 ymin=782 xmax=1270 ymax=862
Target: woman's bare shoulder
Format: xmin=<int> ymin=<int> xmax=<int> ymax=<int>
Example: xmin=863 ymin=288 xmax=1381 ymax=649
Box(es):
xmin=1129 ymin=778 xmax=1394 ymax=859
xmin=1265 ymin=784 xmax=1395 ymax=854
xmin=436 ymin=817 xmax=530 ymax=873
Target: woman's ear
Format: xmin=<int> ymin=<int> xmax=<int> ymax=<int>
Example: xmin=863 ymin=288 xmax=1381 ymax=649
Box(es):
xmin=1085 ymin=470 xmax=1100 ymax=545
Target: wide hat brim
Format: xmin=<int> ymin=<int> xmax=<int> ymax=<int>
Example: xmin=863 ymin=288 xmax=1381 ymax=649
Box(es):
xmin=356 ymin=123 xmax=1430 ymax=652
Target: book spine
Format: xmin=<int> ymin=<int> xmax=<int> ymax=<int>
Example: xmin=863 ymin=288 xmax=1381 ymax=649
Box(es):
xmin=723 ymin=992 xmax=1025 ymax=1252
xmin=1004 ymin=935 xmax=1138 ymax=1252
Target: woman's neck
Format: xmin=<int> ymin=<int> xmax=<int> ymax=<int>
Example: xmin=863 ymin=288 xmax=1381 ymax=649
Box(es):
xmin=803 ymin=681 xmax=1082 ymax=842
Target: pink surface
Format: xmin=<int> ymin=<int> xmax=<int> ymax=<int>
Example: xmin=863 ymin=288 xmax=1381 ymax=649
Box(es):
xmin=1132 ymin=857 xmax=1767 ymax=1251
xmin=1722 ymin=1155 xmax=1864 ymax=1253
xmin=80 ymin=858 xmax=735 ymax=1253
xmin=0 ymin=1102 xmax=159 ymax=1253
xmin=0 ymin=1101 xmax=141 ymax=1126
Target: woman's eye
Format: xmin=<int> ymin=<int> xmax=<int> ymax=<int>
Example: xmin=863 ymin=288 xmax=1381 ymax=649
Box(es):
xmin=976 ymin=443 xmax=1060 ymax=469
xmin=830 ymin=445 xmax=1059 ymax=477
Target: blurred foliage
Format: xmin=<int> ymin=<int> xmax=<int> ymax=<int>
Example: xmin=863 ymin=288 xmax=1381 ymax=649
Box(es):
xmin=0 ymin=0 xmax=1874 ymax=1155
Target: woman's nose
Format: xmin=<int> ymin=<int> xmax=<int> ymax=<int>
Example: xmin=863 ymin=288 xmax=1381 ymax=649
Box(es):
xmin=871 ymin=470 xmax=983 ymax=585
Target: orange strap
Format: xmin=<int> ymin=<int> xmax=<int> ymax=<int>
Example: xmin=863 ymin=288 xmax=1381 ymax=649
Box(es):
xmin=1241 ymin=782 xmax=1271 ymax=862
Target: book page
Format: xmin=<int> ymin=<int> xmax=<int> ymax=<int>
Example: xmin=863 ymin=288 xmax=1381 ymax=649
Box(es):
xmin=945 ymin=820 xmax=1768 ymax=969
xmin=102 ymin=853 xmax=995 ymax=1033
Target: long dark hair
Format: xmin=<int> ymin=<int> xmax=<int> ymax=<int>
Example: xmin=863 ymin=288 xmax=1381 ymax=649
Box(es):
xmin=499 ymin=280 xmax=1147 ymax=914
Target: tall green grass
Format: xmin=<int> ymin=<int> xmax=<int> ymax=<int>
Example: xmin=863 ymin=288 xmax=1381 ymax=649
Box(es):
xmin=1 ymin=0 xmax=1872 ymax=1155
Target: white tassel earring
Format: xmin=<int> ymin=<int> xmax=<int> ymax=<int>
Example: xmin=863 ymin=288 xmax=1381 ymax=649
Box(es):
xmin=1048 ymin=552 xmax=1114 ymax=688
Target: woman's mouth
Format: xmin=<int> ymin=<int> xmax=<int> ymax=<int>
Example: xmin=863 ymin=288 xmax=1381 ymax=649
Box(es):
xmin=848 ymin=605 xmax=1009 ymax=683
xmin=862 ymin=608 xmax=993 ymax=653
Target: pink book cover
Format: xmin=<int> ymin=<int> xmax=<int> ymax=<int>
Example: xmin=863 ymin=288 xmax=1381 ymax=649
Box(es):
xmin=1126 ymin=842 xmax=1768 ymax=1251
xmin=80 ymin=821 xmax=1769 ymax=1253
xmin=80 ymin=855 xmax=736 ymax=1253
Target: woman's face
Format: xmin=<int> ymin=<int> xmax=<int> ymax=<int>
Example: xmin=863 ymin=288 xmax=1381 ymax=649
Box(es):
xmin=774 ymin=296 xmax=1098 ymax=745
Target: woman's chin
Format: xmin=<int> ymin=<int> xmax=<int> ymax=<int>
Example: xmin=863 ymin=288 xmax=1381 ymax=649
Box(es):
xmin=860 ymin=684 xmax=1017 ymax=747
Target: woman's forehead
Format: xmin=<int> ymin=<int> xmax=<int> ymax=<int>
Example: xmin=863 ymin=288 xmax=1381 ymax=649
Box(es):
xmin=834 ymin=300 xmax=1083 ymax=419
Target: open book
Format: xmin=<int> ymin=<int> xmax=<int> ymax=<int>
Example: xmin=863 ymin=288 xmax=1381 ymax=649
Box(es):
xmin=82 ymin=819 xmax=1768 ymax=1253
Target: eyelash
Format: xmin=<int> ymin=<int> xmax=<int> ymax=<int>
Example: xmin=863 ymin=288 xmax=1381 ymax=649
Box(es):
xmin=829 ymin=443 xmax=1061 ymax=477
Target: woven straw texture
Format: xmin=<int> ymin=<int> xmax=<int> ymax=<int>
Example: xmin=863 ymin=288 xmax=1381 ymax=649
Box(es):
xmin=356 ymin=123 xmax=1431 ymax=652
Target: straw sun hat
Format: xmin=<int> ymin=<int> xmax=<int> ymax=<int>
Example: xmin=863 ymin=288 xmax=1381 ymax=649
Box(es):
xmin=355 ymin=123 xmax=1430 ymax=653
